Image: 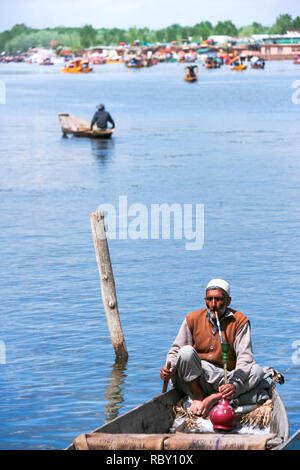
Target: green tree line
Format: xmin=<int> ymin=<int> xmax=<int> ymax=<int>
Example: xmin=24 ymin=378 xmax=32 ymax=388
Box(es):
xmin=1 ymin=14 xmax=300 ymax=54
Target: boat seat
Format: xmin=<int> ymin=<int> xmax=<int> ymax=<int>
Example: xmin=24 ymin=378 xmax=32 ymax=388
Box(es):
xmin=73 ymin=431 xmax=278 ymax=450
xmin=73 ymin=433 xmax=169 ymax=450
xmin=164 ymin=432 xmax=278 ymax=450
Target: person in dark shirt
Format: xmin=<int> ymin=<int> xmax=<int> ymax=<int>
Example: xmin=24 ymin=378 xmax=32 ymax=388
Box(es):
xmin=90 ymin=104 xmax=115 ymax=130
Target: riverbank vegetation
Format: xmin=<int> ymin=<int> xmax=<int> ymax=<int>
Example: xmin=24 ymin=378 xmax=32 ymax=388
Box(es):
xmin=1 ymin=14 xmax=300 ymax=54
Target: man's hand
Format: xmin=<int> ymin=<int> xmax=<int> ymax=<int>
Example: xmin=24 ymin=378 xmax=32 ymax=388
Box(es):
xmin=160 ymin=365 xmax=175 ymax=381
xmin=219 ymin=383 xmax=236 ymax=400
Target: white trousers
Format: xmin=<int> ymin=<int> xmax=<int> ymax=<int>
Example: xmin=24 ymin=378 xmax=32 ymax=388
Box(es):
xmin=171 ymin=345 xmax=264 ymax=397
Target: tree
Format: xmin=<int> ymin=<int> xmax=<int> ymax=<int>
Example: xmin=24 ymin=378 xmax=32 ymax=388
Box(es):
xmin=270 ymin=14 xmax=293 ymax=34
xmin=79 ymin=24 xmax=97 ymax=48
xmin=238 ymin=22 xmax=269 ymax=37
xmin=213 ymin=20 xmax=238 ymax=36
xmin=10 ymin=23 xmax=31 ymax=37
xmin=165 ymin=24 xmax=182 ymax=42
xmin=194 ymin=21 xmax=213 ymax=41
xmin=292 ymin=16 xmax=300 ymax=30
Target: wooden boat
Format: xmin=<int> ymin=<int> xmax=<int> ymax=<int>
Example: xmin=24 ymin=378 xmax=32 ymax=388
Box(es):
xmin=125 ymin=57 xmax=144 ymax=68
xmin=229 ymin=56 xmax=248 ymax=71
xmin=184 ymin=65 xmax=198 ymax=82
xmin=58 ymin=113 xmax=114 ymax=138
xmin=40 ymin=57 xmax=54 ymax=66
xmin=106 ymin=58 xmax=124 ymax=64
xmin=66 ymin=387 xmax=289 ymax=450
xmin=205 ymin=57 xmax=221 ymax=69
xmin=61 ymin=59 xmax=93 ymax=73
xmin=250 ymin=57 xmax=265 ymax=69
xmin=293 ymin=55 xmax=300 ymax=64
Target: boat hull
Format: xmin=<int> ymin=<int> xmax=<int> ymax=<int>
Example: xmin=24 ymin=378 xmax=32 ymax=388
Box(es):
xmin=185 ymin=76 xmax=197 ymax=82
xmin=58 ymin=113 xmax=114 ymax=139
xmin=231 ymin=64 xmax=247 ymax=71
xmin=66 ymin=387 xmax=289 ymax=450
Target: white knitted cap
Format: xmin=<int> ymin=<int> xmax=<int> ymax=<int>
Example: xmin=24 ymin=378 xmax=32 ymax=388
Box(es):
xmin=206 ymin=279 xmax=230 ymax=296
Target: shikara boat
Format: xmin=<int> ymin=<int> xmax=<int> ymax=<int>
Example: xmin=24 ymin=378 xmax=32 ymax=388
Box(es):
xmin=67 ymin=387 xmax=289 ymax=450
xmin=61 ymin=59 xmax=93 ymax=73
xmin=58 ymin=113 xmax=114 ymax=138
xmin=230 ymin=56 xmax=248 ymax=71
xmin=184 ymin=65 xmax=198 ymax=82
xmin=205 ymin=57 xmax=222 ymax=69
xmin=40 ymin=57 xmax=54 ymax=66
xmin=250 ymin=57 xmax=265 ymax=69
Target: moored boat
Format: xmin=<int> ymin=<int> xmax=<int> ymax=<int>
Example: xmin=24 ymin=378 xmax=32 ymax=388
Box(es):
xmin=66 ymin=386 xmax=289 ymax=450
xmin=61 ymin=59 xmax=93 ymax=73
xmin=293 ymin=55 xmax=300 ymax=64
xmin=250 ymin=57 xmax=265 ymax=69
xmin=40 ymin=57 xmax=54 ymax=66
xmin=58 ymin=113 xmax=114 ymax=138
xmin=125 ymin=57 xmax=144 ymax=68
xmin=205 ymin=57 xmax=222 ymax=69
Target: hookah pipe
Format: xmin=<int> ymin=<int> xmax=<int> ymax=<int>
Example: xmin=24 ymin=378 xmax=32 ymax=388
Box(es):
xmin=210 ymin=310 xmax=237 ymax=432
xmin=214 ymin=310 xmax=230 ymax=384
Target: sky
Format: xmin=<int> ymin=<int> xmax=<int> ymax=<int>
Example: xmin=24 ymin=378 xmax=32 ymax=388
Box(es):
xmin=0 ymin=0 xmax=299 ymax=32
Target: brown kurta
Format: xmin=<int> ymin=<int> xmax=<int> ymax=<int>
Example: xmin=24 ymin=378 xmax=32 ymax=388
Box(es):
xmin=185 ymin=308 xmax=248 ymax=370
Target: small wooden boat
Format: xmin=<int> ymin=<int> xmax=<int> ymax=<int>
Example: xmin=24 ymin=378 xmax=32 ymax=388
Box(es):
xmin=66 ymin=387 xmax=289 ymax=450
xmin=250 ymin=57 xmax=265 ymax=69
xmin=125 ymin=57 xmax=144 ymax=68
xmin=58 ymin=113 xmax=114 ymax=138
xmin=184 ymin=65 xmax=198 ymax=82
xmin=61 ymin=59 xmax=93 ymax=73
xmin=205 ymin=57 xmax=221 ymax=69
xmin=40 ymin=57 xmax=54 ymax=66
xmin=229 ymin=56 xmax=248 ymax=71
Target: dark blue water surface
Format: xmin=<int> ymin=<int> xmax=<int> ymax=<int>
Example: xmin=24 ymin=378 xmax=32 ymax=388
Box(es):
xmin=0 ymin=60 xmax=299 ymax=449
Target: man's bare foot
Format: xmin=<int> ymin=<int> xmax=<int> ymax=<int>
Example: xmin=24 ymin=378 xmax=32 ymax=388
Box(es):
xmin=200 ymin=394 xmax=220 ymax=417
xmin=189 ymin=399 xmax=204 ymax=416
xmin=190 ymin=393 xmax=221 ymax=417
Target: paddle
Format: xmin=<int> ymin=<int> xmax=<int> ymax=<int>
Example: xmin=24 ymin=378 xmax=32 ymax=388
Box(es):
xmin=162 ymin=361 xmax=171 ymax=393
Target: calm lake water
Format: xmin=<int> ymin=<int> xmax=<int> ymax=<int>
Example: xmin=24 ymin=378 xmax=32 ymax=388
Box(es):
xmin=0 ymin=60 xmax=299 ymax=449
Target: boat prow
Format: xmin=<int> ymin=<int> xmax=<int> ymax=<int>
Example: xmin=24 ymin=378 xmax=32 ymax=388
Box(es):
xmin=58 ymin=113 xmax=114 ymax=138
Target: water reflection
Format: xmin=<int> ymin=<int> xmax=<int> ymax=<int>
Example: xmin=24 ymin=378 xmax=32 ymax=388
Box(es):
xmin=104 ymin=357 xmax=127 ymax=422
xmin=90 ymin=138 xmax=115 ymax=161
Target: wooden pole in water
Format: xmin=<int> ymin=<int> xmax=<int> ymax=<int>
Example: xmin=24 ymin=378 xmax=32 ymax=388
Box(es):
xmin=90 ymin=210 xmax=128 ymax=361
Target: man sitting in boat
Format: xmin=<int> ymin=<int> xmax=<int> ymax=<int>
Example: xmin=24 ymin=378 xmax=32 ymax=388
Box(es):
xmin=160 ymin=279 xmax=264 ymax=417
xmin=90 ymin=104 xmax=115 ymax=131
